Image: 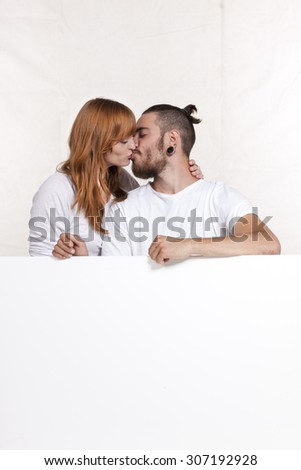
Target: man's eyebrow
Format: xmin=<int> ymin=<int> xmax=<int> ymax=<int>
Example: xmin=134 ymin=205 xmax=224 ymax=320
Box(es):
xmin=135 ymin=126 xmax=149 ymax=133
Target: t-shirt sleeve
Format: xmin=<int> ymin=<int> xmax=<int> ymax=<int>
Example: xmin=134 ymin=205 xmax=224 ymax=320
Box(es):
xmin=28 ymin=177 xmax=72 ymax=256
xmin=213 ymin=183 xmax=254 ymax=234
xmin=119 ymin=168 xmax=140 ymax=192
xmin=101 ymin=201 xmax=132 ymax=256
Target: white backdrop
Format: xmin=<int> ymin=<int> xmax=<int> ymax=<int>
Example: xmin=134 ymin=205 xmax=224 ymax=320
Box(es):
xmin=0 ymin=0 xmax=300 ymax=255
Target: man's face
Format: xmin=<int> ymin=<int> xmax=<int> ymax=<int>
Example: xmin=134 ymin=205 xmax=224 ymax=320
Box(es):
xmin=131 ymin=113 xmax=167 ymax=179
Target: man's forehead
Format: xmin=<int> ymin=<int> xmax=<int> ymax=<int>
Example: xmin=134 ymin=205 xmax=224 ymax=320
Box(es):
xmin=136 ymin=112 xmax=157 ymax=131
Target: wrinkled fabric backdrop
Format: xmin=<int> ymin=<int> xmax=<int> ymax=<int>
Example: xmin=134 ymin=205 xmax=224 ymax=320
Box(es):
xmin=0 ymin=0 xmax=300 ymax=255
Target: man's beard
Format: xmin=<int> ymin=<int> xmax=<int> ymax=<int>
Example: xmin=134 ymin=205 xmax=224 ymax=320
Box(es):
xmin=132 ymin=137 xmax=167 ymax=179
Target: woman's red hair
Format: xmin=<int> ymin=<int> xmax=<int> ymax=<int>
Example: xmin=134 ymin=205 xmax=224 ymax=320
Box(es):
xmin=58 ymin=98 xmax=136 ymax=234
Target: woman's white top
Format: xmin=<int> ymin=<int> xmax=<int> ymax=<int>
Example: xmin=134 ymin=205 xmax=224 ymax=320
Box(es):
xmin=28 ymin=169 xmax=139 ymax=256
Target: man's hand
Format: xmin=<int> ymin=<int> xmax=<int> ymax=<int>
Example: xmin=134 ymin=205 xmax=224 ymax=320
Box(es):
xmin=52 ymin=233 xmax=88 ymax=259
xmin=189 ymin=159 xmax=204 ymax=179
xmin=148 ymin=235 xmax=192 ymax=265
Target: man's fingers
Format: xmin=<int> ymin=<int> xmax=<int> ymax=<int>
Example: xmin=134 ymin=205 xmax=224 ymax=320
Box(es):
xmin=59 ymin=232 xmax=85 ymax=247
xmin=149 ymin=244 xmax=160 ymax=260
xmin=148 ymin=243 xmax=156 ymax=259
xmin=52 ymin=251 xmax=66 ymax=260
xmin=52 ymin=245 xmax=71 ymax=259
xmin=149 ymin=235 xmax=167 ymax=257
xmin=57 ymin=238 xmax=75 ymax=254
xmin=152 ymin=234 xmax=166 ymax=243
xmin=149 ymin=242 xmax=170 ymax=264
xmin=148 ymin=239 xmax=162 ymax=258
xmin=59 ymin=232 xmax=74 ymax=245
xmin=73 ymin=235 xmax=86 ymax=246
xmin=68 ymin=234 xmax=85 ymax=246
xmin=155 ymin=249 xmax=169 ymax=264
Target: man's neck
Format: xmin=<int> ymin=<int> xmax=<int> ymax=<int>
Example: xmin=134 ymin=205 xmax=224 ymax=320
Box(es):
xmin=151 ymin=158 xmax=198 ymax=194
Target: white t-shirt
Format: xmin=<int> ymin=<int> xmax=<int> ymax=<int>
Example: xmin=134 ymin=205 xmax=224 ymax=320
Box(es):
xmin=29 ymin=169 xmax=139 ymax=256
xmin=102 ymin=180 xmax=254 ymax=256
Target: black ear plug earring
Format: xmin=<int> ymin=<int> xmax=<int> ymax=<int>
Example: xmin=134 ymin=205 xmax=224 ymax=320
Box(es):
xmin=166 ymin=146 xmax=176 ymax=156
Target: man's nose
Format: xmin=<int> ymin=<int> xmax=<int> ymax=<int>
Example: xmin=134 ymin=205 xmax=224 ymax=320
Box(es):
xmin=133 ymin=134 xmax=138 ymax=148
xmin=130 ymin=136 xmax=137 ymax=149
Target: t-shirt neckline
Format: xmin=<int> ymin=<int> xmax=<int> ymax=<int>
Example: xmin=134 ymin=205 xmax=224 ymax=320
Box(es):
xmin=147 ymin=179 xmax=204 ymax=198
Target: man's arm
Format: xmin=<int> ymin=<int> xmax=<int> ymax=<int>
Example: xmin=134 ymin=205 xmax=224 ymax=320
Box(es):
xmin=148 ymin=213 xmax=281 ymax=264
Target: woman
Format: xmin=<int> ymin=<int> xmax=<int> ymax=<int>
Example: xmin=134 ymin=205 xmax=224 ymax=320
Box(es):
xmin=29 ymin=98 xmax=202 ymax=257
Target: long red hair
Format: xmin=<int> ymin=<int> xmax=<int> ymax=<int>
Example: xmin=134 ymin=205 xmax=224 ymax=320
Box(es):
xmin=58 ymin=98 xmax=136 ymax=233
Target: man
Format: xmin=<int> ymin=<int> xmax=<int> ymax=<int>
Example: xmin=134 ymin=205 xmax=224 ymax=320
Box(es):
xmin=54 ymin=104 xmax=280 ymax=262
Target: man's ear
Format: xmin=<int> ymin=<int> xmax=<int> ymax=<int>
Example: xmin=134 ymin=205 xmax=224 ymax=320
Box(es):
xmin=164 ymin=129 xmax=180 ymax=147
xmin=169 ymin=129 xmax=180 ymax=145
xmin=165 ymin=130 xmax=181 ymax=157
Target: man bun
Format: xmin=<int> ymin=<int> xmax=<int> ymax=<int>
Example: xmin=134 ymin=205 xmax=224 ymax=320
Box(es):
xmin=183 ymin=104 xmax=202 ymax=124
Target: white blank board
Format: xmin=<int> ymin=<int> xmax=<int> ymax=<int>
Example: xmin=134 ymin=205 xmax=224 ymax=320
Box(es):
xmin=0 ymin=256 xmax=300 ymax=449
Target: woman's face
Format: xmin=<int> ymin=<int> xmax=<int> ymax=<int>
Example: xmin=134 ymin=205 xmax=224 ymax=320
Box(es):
xmin=104 ymin=137 xmax=136 ymax=168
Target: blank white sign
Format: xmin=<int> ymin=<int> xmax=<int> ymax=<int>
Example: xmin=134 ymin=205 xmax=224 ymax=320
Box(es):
xmin=0 ymin=256 xmax=300 ymax=449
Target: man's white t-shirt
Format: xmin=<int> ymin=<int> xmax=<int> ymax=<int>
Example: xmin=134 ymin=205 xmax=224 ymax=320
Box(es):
xmin=102 ymin=180 xmax=254 ymax=256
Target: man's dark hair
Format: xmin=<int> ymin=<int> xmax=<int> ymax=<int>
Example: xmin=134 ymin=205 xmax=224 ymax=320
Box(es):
xmin=142 ymin=104 xmax=201 ymax=156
